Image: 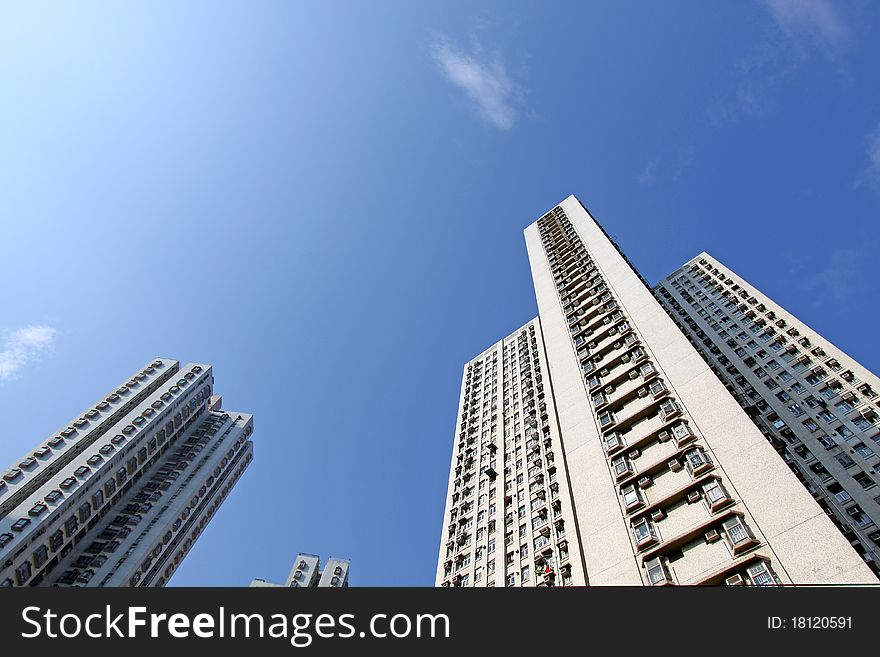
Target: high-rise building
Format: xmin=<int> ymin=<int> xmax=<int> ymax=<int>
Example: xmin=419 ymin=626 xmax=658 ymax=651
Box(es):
xmin=0 ymin=358 xmax=254 ymax=587
xmin=655 ymin=252 xmax=880 ymax=576
xmin=251 ymin=553 xmax=350 ymax=588
xmin=436 ymin=319 xmax=586 ymax=587
xmin=437 ymin=194 xmax=875 ymax=586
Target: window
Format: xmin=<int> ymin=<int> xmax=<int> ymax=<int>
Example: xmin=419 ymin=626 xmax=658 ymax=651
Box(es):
xmin=49 ymin=529 xmax=64 ymax=551
xmin=11 ymin=518 xmax=31 ymax=532
xmin=853 ymin=472 xmax=875 ymax=490
xmin=684 ymin=447 xmax=712 ymax=477
xmin=611 ymin=455 xmax=633 ymax=479
xmin=598 ymin=411 xmax=615 ymax=428
xmin=644 ymin=556 xmax=671 ymax=585
xmin=632 ymin=517 xmax=657 ymax=547
xmin=603 ymin=433 xmax=624 ymax=453
xmin=621 ymin=484 xmax=644 ymax=511
xmin=702 ymin=479 xmax=730 ymax=510
xmin=648 ymin=380 xmax=667 ymax=398
xmin=15 ymin=561 xmax=32 ymax=586
xmin=671 ymin=423 xmax=694 ymax=446
xmin=64 ymin=516 xmax=79 ymax=538
xmin=33 ymin=544 xmax=48 ymax=568
xmin=721 ymin=516 xmax=756 ymax=554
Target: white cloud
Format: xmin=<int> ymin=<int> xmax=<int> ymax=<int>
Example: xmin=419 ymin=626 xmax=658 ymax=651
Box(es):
xmin=762 ymin=0 xmax=849 ymax=53
xmin=430 ymin=38 xmax=520 ymax=130
xmin=0 ymin=325 xmax=57 ymax=382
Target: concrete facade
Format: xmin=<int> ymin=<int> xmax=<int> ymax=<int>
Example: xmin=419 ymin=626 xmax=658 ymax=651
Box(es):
xmin=437 ymin=194 xmax=876 ymax=586
xmin=0 ymin=359 xmax=254 ymax=587
xmin=656 ymin=252 xmax=880 ymax=577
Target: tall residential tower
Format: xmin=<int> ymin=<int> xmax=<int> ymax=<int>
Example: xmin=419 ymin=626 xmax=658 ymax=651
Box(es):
xmin=655 ymin=253 xmax=880 ymax=576
xmin=437 ymin=195 xmax=875 ymax=586
xmin=0 ymin=358 xmax=254 ymax=587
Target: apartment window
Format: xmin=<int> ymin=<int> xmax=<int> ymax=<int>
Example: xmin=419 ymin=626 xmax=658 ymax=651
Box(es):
xmin=803 ymin=419 xmax=819 ymax=433
xmin=603 ymin=433 xmax=624 ymax=453
xmin=703 ymin=479 xmax=730 ymax=510
xmin=684 ymin=447 xmax=712 ymax=477
xmin=853 ymin=472 xmax=875 ymax=490
xmin=632 ymin=517 xmax=657 ymax=547
xmin=644 ymin=556 xmax=671 ymax=585
xmin=721 ymin=516 xmax=756 ymax=554
xmin=611 ymin=455 xmax=633 ymax=479
xmin=49 ymin=529 xmax=64 ymax=551
xmin=64 ymin=516 xmax=79 ymax=538
xmin=598 ymin=411 xmax=615 ymax=428
xmin=11 ymin=518 xmax=31 ymax=532
xmin=621 ymin=484 xmax=644 ymax=511
xmin=835 ymin=453 xmax=856 ymax=468
xmin=15 ymin=561 xmax=32 ymax=586
xmin=32 ymin=544 xmax=48 ymax=568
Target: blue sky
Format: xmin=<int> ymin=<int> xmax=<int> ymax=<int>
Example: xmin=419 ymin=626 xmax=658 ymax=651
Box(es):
xmin=1 ymin=1 xmax=878 ymax=586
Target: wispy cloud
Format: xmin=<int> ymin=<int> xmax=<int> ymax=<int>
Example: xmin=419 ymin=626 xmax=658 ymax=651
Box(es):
xmin=762 ymin=0 xmax=849 ymax=54
xmin=430 ymin=37 xmax=522 ymax=130
xmin=0 ymin=325 xmax=57 ymax=382
xmin=803 ymin=247 xmax=860 ymax=303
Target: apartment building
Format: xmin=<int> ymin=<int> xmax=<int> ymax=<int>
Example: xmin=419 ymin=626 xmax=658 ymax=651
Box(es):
xmin=655 ymin=253 xmax=880 ymax=576
xmin=251 ymin=553 xmax=350 ymax=588
xmin=436 ymin=319 xmax=586 ymax=587
xmin=437 ymin=194 xmax=876 ymax=586
xmin=0 ymin=358 xmax=254 ymax=587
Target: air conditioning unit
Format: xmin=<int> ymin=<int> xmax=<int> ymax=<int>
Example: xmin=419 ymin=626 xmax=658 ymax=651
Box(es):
xmin=628 ymin=448 xmax=641 ymax=459
xmin=725 ymin=574 xmax=744 ymax=586
xmin=686 ymin=490 xmax=701 ymax=504
xmin=668 ymin=459 xmax=682 ymax=472
xmin=657 ymin=430 xmax=670 ymax=442
xmin=637 ymin=476 xmax=653 ymax=488
xmin=705 ymin=529 xmax=721 ymax=543
xmin=637 ymin=388 xmax=648 ymax=398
